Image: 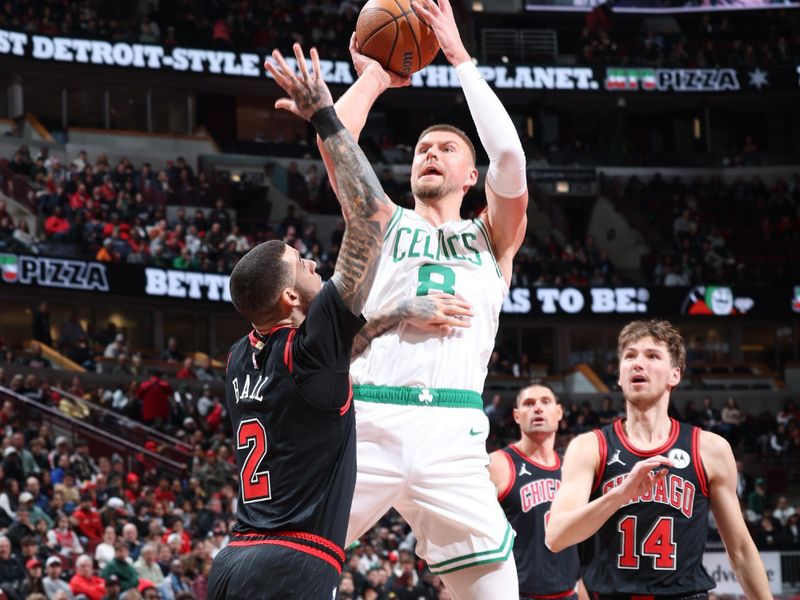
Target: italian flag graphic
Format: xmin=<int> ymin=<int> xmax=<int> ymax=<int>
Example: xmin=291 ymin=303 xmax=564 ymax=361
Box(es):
xmin=0 ymin=254 xmax=18 ymax=283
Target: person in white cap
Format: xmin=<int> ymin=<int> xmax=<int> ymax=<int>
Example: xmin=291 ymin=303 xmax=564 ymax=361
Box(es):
xmin=43 ymin=555 xmax=75 ymax=600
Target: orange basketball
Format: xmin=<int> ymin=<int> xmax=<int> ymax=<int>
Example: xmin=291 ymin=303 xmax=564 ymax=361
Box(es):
xmin=355 ymin=0 xmax=440 ymax=76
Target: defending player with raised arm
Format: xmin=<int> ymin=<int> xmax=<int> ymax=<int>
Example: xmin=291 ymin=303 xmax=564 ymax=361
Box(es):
xmin=207 ymin=44 xmax=394 ymax=600
xmin=488 ymin=383 xmax=588 ymax=600
xmin=546 ymin=320 xmax=772 ymax=600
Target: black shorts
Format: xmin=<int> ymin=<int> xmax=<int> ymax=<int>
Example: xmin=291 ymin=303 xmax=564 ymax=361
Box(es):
xmin=208 ymin=540 xmax=342 ymax=599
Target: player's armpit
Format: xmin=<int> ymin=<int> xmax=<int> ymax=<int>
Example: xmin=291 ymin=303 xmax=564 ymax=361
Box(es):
xmin=701 ymin=431 xmax=773 ymax=600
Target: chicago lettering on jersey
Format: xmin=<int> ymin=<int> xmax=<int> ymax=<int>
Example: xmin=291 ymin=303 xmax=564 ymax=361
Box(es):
xmin=390 ymin=227 xmax=483 ymax=265
xmin=231 ymin=374 xmax=268 ymax=403
xmin=520 ymin=478 xmax=561 ymax=513
xmin=602 ymin=473 xmax=696 ymax=518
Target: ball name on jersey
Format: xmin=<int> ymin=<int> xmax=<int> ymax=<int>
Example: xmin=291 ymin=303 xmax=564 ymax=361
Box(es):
xmin=602 ymin=473 xmax=696 ymax=518
xmin=231 ymin=373 xmax=268 ymax=403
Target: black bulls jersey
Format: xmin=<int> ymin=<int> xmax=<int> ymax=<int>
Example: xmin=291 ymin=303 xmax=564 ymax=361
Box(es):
xmin=225 ymin=282 xmax=365 ymax=562
xmin=583 ymin=419 xmax=715 ymax=596
xmin=498 ymin=445 xmax=579 ymax=598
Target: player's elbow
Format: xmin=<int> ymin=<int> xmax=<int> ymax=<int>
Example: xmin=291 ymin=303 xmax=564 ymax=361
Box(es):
xmin=544 ymin=521 xmax=566 ymax=553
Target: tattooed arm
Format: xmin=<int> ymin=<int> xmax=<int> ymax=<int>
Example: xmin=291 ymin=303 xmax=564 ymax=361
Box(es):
xmin=266 ymin=44 xmax=396 ymax=315
xmin=351 ymin=293 xmax=474 ymax=358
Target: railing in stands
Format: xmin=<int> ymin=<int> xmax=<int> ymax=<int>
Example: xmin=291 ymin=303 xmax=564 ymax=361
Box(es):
xmin=51 ymin=386 xmax=192 ymax=462
xmin=0 ymin=385 xmax=187 ymax=476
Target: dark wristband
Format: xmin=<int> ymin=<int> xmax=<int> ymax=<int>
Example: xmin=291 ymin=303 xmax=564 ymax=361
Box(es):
xmin=310 ymin=106 xmax=345 ymax=141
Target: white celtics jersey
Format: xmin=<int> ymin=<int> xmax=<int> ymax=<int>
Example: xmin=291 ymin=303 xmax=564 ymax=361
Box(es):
xmin=350 ymin=207 xmax=508 ymax=393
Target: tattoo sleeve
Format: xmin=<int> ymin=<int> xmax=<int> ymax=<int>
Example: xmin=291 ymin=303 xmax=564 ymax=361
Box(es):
xmin=324 ymin=128 xmax=395 ymax=315
xmin=351 ymin=306 xmax=403 ymax=358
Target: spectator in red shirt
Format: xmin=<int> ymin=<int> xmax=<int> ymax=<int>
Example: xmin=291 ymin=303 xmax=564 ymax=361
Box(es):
xmin=161 ymin=517 xmax=191 ymax=555
xmin=175 ymin=358 xmax=196 ymax=380
xmin=123 ymin=473 xmax=141 ymax=505
xmin=135 ymin=372 xmax=171 ymax=424
xmin=69 ymin=184 xmax=90 ymax=212
xmin=69 ymin=554 xmax=106 ymax=600
xmin=44 ymin=207 xmax=70 ymax=240
xmin=72 ymin=493 xmax=103 ymax=548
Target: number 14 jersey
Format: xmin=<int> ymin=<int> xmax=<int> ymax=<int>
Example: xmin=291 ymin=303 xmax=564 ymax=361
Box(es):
xmin=350 ymin=208 xmax=508 ymax=393
xmin=583 ymin=419 xmax=715 ymax=596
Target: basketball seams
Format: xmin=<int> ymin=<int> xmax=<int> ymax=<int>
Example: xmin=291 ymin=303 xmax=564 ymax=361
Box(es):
xmin=358 ymin=12 xmax=399 ymax=55
xmin=391 ymin=0 xmax=422 ymax=72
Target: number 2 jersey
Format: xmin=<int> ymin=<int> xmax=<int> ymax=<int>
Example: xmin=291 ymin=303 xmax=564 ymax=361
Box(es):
xmin=583 ymin=419 xmax=715 ymax=595
xmin=497 ymin=446 xmax=580 ymax=598
xmin=224 ymin=282 xmax=365 ymax=564
xmin=350 ymin=208 xmax=507 ymax=392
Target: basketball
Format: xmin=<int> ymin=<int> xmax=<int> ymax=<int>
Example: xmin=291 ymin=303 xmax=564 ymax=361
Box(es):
xmin=355 ymin=0 xmax=440 ymax=76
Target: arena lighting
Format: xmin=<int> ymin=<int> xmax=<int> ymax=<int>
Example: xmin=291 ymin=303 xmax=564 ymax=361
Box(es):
xmin=693 ymin=118 xmax=702 ymax=140
xmin=526 ymin=116 xmax=534 ymax=139
xmin=230 ymin=173 xmax=241 ymax=183
xmin=555 ymin=181 xmax=570 ymax=193
xmin=472 ymin=0 xmax=483 ymax=10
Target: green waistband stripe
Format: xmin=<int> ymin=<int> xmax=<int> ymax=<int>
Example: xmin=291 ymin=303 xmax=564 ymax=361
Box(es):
xmin=352 ymin=385 xmax=484 ymax=409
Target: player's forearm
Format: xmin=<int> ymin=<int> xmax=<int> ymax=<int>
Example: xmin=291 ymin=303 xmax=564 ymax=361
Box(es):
xmin=317 ymin=70 xmax=388 ymax=195
xmin=351 ymin=302 xmax=403 ymax=358
xmin=546 ymin=490 xmax=625 ymax=552
xmin=320 ymin=121 xmax=393 ymax=314
xmin=456 ymin=62 xmax=526 ymax=198
xmin=727 ymin=540 xmax=773 ymax=600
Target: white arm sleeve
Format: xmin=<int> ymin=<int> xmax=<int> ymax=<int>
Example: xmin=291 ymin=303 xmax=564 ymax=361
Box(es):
xmin=455 ymin=61 xmax=527 ymax=198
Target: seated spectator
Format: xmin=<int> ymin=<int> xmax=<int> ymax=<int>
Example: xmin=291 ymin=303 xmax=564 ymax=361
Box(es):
xmin=69 ymin=554 xmax=106 ymax=600
xmin=42 ymin=555 xmax=73 ymax=600
xmin=160 ymin=338 xmax=183 ymax=363
xmin=101 ymin=542 xmax=138 ymax=592
xmin=95 ymin=526 xmax=117 ymax=570
xmin=72 ymin=493 xmax=104 ymax=548
xmin=0 ymin=534 xmax=25 ymax=594
xmin=46 ymin=514 xmax=84 ymax=560
xmin=20 ymin=557 xmax=45 ymax=597
xmin=175 ymin=358 xmax=195 ymax=380
xmin=133 ymin=544 xmax=163 ymax=586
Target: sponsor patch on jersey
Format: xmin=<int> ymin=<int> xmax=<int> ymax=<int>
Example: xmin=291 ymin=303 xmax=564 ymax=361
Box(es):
xmin=668 ymin=448 xmax=691 ymax=469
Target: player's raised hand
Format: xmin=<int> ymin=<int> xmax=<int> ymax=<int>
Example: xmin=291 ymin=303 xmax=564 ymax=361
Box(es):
xmin=411 ymin=0 xmax=470 ymax=65
xmin=399 ymin=293 xmax=473 ymax=335
xmin=613 ymin=456 xmax=673 ymax=506
xmin=265 ymin=44 xmax=334 ymax=121
xmin=349 ymin=33 xmax=411 ymax=89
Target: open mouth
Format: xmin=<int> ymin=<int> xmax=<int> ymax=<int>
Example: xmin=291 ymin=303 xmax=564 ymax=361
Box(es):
xmin=420 ymin=165 xmax=443 ymax=177
xmin=631 ymin=374 xmax=648 ymax=384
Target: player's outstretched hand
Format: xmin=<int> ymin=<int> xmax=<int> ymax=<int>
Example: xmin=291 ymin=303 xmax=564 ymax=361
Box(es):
xmin=614 ymin=456 xmax=673 ymax=506
xmin=399 ymin=293 xmax=473 ymax=335
xmin=412 ymin=0 xmax=470 ymax=66
xmin=349 ymin=33 xmax=411 ymax=89
xmin=265 ymin=44 xmax=334 ymax=122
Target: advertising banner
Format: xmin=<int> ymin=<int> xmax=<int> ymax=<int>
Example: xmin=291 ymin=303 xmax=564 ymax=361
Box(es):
xmin=2 ymin=253 xmax=799 ymax=316
xmin=1 ymin=28 xmax=798 ymax=94
xmin=702 ymin=551 xmax=782 ymax=595
xmin=525 ymin=0 xmax=800 ymax=13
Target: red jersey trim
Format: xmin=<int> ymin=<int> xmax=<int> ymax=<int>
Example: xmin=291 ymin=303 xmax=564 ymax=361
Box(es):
xmin=225 ymin=352 xmax=232 ymax=373
xmin=691 ymin=426 xmax=710 ymax=496
xmin=283 ymin=329 xmax=297 ymax=373
xmin=614 ymin=418 xmax=679 ymax=457
xmin=510 ymin=444 xmax=561 ymax=471
xmin=227 ymin=538 xmax=342 ymax=574
xmin=592 ymin=429 xmax=607 ymax=493
xmin=521 ymin=589 xmax=576 ymax=599
xmin=339 ymin=379 xmax=353 ymax=417
xmin=497 ymin=450 xmax=516 ymax=502
xmin=232 ymin=530 xmax=345 ymax=562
